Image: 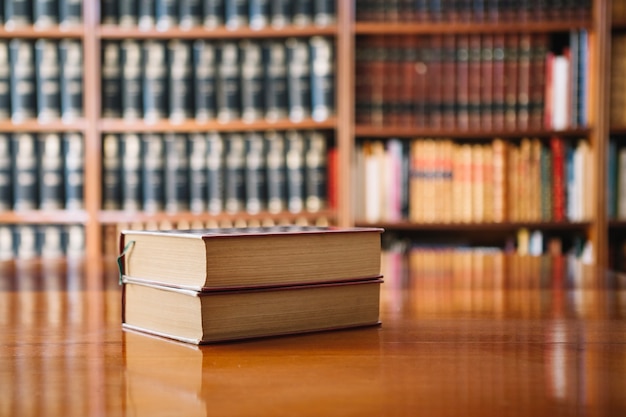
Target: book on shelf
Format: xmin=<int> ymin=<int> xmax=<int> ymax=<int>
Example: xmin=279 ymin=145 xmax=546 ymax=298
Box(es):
xmin=34 ymin=39 xmax=61 ymax=122
xmin=206 ymin=131 xmax=224 ymax=214
xmin=12 ymin=133 xmax=38 ymax=211
xmin=5 ymin=0 xmax=32 ymax=28
xmin=101 ymin=41 xmax=122 ymax=118
xmin=9 ymin=39 xmax=37 ymax=122
xmin=120 ymin=226 xmax=383 ymax=291
xmin=285 ymin=130 xmax=305 ymax=213
xmin=164 ymin=133 xmax=190 ymax=213
xmin=240 ymin=39 xmax=265 ymax=122
xmin=121 ymin=40 xmax=143 ymax=120
xmin=244 ymin=132 xmax=266 ymax=214
xmin=193 ymin=40 xmax=217 ymax=121
xmin=0 ymin=134 xmax=11 ymax=212
xmin=168 ymin=40 xmax=194 ymax=122
xmin=59 ymin=39 xmax=83 ymax=122
xmin=179 ymin=0 xmax=203 ymax=29
xmin=263 ymin=39 xmax=288 ymax=121
xmin=216 ymin=41 xmax=241 ymax=122
xmin=265 ymin=130 xmax=287 ymax=213
xmin=224 ymin=0 xmax=248 ymax=29
xmin=142 ymin=41 xmax=168 ymax=122
xmin=38 ymin=133 xmax=64 ymax=210
xmin=285 ymin=37 xmax=311 ymax=122
xmin=141 ymin=133 xmax=165 ymax=213
xmin=122 ymin=275 xmax=382 ymax=345
xmin=102 ymin=133 xmax=122 ymax=210
xmin=0 ymin=41 xmax=9 ymax=120
xmin=63 ymin=133 xmax=84 ymax=210
xmin=189 ymin=133 xmax=208 ymax=213
xmin=310 ymin=36 xmax=334 ymax=122
xmin=121 ymin=133 xmax=142 ymax=211
xmin=59 ymin=0 xmax=82 ymax=27
xmin=203 ymin=0 xmax=224 ymax=28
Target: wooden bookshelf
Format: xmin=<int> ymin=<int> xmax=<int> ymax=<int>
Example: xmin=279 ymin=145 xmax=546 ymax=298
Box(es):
xmin=354 ymin=21 xmax=593 ymax=35
xmin=98 ymin=24 xmax=338 ymax=39
xmin=354 ymin=126 xmax=592 ymax=139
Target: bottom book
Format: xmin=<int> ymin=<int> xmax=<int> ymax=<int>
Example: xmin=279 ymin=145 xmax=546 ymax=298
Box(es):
xmin=122 ymin=277 xmax=383 ymax=344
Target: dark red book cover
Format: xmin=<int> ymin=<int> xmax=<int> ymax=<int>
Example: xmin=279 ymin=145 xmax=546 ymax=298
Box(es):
xmin=480 ymin=34 xmax=494 ymax=131
xmin=529 ymin=33 xmax=548 ymax=130
xmin=386 ymin=35 xmax=402 ymax=127
xmin=441 ymin=34 xmax=457 ymax=128
xmin=468 ymin=34 xmax=482 ymax=130
xmin=327 ymin=146 xmax=338 ymax=210
xmin=370 ymin=36 xmax=386 ymax=127
xmin=492 ymin=34 xmax=506 ymax=130
xmin=504 ymin=33 xmax=519 ymax=131
xmin=517 ymin=33 xmax=532 ymax=130
xmin=428 ymin=35 xmax=444 ymax=129
xmin=354 ymin=37 xmax=372 ymax=125
xmin=543 ymin=50 xmax=555 ymax=129
xmin=455 ymin=34 xmax=470 ymax=130
xmin=401 ymin=35 xmax=417 ymax=126
xmin=413 ymin=36 xmax=428 ymax=128
xmin=550 ymin=136 xmax=565 ymax=221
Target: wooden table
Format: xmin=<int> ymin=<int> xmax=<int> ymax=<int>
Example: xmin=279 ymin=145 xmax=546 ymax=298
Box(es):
xmin=1 ymin=256 xmax=625 ymax=417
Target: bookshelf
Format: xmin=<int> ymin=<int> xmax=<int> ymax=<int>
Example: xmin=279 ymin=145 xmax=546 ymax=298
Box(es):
xmin=0 ymin=0 xmax=620 ymax=278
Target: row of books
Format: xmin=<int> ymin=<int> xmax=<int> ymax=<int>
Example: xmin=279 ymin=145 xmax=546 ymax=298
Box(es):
xmin=102 ymin=130 xmax=331 ymax=215
xmin=101 ymin=0 xmax=336 ymax=29
xmin=0 ymin=133 xmax=84 ymax=211
xmin=0 ymin=39 xmax=83 ymax=122
xmin=0 ymin=224 xmax=85 ymax=261
xmin=0 ymin=0 xmax=82 ymax=28
xmin=353 ymin=137 xmax=592 ymax=224
xmin=102 ymin=37 xmax=334 ymax=122
xmin=355 ymin=32 xmax=588 ymax=131
xmin=355 ymin=0 xmax=590 ymax=23
xmin=610 ymin=34 xmax=626 ymax=127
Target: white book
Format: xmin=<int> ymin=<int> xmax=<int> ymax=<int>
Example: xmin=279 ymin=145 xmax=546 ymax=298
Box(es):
xmin=551 ymin=55 xmax=570 ymax=131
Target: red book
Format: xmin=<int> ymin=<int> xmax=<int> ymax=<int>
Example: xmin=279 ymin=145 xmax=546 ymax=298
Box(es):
xmin=386 ymin=35 xmax=402 ymax=127
xmin=492 ymin=34 xmax=506 ymax=130
xmin=370 ymin=36 xmax=386 ymax=127
xmin=480 ymin=34 xmax=494 ymax=131
xmin=455 ymin=34 xmax=470 ymax=130
xmin=428 ymin=35 xmax=444 ymax=129
xmin=326 ymin=146 xmax=338 ymax=210
xmin=517 ymin=33 xmax=532 ymax=130
xmin=550 ymin=136 xmax=565 ymax=221
xmin=401 ymin=35 xmax=417 ymax=126
xmin=354 ymin=37 xmax=372 ymax=125
xmin=468 ymin=34 xmax=482 ymax=130
xmin=529 ymin=34 xmax=548 ymax=130
xmin=413 ymin=36 xmax=428 ymax=128
xmin=441 ymin=34 xmax=457 ymax=129
xmin=544 ymin=51 xmax=555 ymax=129
xmin=504 ymin=34 xmax=519 ymax=131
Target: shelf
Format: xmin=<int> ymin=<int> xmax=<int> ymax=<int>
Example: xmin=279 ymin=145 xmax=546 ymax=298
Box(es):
xmin=98 ymin=24 xmax=338 ymax=39
xmin=354 ymin=126 xmax=591 ymax=139
xmin=99 ymin=117 xmax=337 ymax=133
xmin=354 ymin=21 xmax=592 ymax=35
xmin=609 ymin=126 xmax=626 ymax=135
xmin=609 ymin=220 xmax=626 ymax=229
xmin=357 ymin=221 xmax=592 ymax=232
xmin=0 ymin=119 xmax=87 ymax=132
xmin=98 ymin=209 xmax=337 ymax=225
xmin=0 ymin=210 xmax=89 ymax=224
xmin=0 ymin=26 xmax=84 ymax=38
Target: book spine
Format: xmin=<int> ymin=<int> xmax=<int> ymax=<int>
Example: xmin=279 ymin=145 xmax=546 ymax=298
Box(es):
xmin=12 ymin=133 xmax=39 ymax=211
xmin=202 ymin=0 xmax=224 ymax=28
xmin=455 ymin=34 xmax=469 ymax=130
xmin=270 ymin=0 xmax=291 ymax=27
xmin=101 ymin=41 xmax=122 ymax=118
xmin=193 ymin=40 xmax=217 ymax=121
xmin=292 ymin=0 xmax=313 ymax=26
xmin=59 ymin=39 xmax=83 ymax=122
xmin=385 ymin=35 xmax=401 ymax=126
xmin=63 ymin=133 xmax=84 ymax=210
xmin=265 ymin=130 xmax=286 ymax=213
xmin=34 ymin=39 xmax=61 ymax=122
xmin=101 ymin=0 xmax=119 ymax=24
xmin=412 ymin=37 xmax=426 ymax=127
xmin=309 ymin=36 xmax=334 ymax=122
xmin=0 ymin=134 xmax=12 ymax=211
xmin=244 ymin=132 xmax=266 ymax=214
xmin=285 ymin=130 xmax=305 ymax=213
xmin=141 ymin=133 xmax=165 ymax=212
xmin=240 ymin=40 xmax=265 ymax=122
xmin=0 ymin=42 xmax=10 ymax=120
xmin=467 ymin=34 xmax=482 ymax=130
xmin=263 ymin=40 xmax=288 ymax=121
xmin=304 ymin=130 xmax=327 ymax=212
xmin=142 ymin=41 xmax=168 ymax=121
xmin=40 ymin=224 xmax=64 ymax=259
xmin=286 ymin=37 xmax=311 ymax=122
xmin=225 ymin=0 xmax=248 ymax=29
xmin=216 ymin=41 xmax=241 ymax=122
xmin=34 ymin=0 xmax=58 ymax=27
xmin=102 ymin=134 xmax=122 ymax=210
xmin=224 ymin=133 xmax=246 ymax=213
xmin=550 ymin=136 xmax=565 ymax=221
xmin=9 ymin=39 xmax=37 ymax=122
xmin=517 ymin=33 xmax=531 ymax=130
xmin=168 ymin=40 xmax=194 ymax=121
xmin=441 ymin=34 xmax=456 ymax=128
xmin=480 ymin=34 xmax=493 ymax=130
xmin=249 ymin=0 xmax=270 ymax=29
xmin=138 ymin=0 xmax=156 ymax=29
xmin=5 ymin=0 xmax=32 ymax=27
xmin=504 ymin=34 xmax=519 ymax=130
xmin=399 ymin=36 xmax=416 ymax=126
xmin=0 ymin=226 xmax=13 ymax=260
xmin=58 ymin=0 xmax=82 ymax=27
xmin=121 ymin=133 xmax=143 ymax=211
xmin=15 ymin=225 xmax=38 ymax=260
xmin=121 ymin=40 xmax=143 ymax=119
xmin=179 ymin=0 xmax=202 ymax=29
xmin=164 ymin=134 xmax=190 ymax=212
xmin=118 ymin=0 xmax=138 ymax=27
xmin=492 ymin=34 xmax=506 ymax=130
xmin=38 ymin=133 xmax=64 ymax=210
xmin=189 ymin=133 xmax=208 ymax=213
xmin=314 ymin=0 xmax=335 ymax=26
xmin=206 ymin=131 xmax=225 ymax=214
xmin=155 ymin=0 xmax=177 ymax=29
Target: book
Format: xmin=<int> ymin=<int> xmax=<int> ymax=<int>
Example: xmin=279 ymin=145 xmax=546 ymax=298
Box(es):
xmin=270 ymin=0 xmax=291 ymax=27
xmin=249 ymin=0 xmax=270 ymax=29
xmin=193 ymin=40 xmax=217 ymax=121
xmin=121 ymin=40 xmax=143 ymax=120
xmin=244 ymin=132 xmax=266 ymax=214
xmin=265 ymin=130 xmax=287 ymax=213
xmin=0 ymin=42 xmax=9 ymax=120
xmin=101 ymin=0 xmax=118 ymax=24
xmin=0 ymin=134 xmax=11 ymax=211
xmin=156 ymin=0 xmax=177 ymax=30
xmin=120 ymin=225 xmax=383 ymax=290
xmin=206 ymin=131 xmax=225 ymax=214
xmin=102 ymin=133 xmax=122 ymax=210
xmin=304 ymin=130 xmax=327 ymax=212
xmin=309 ymin=36 xmax=334 ymax=122
xmin=202 ymin=0 xmax=223 ymax=28
xmin=142 ymin=41 xmax=168 ymax=121
xmin=179 ymin=0 xmax=202 ymax=29
xmin=263 ymin=40 xmax=288 ymax=121
xmin=314 ymin=0 xmax=335 ymax=25
xmin=168 ymin=40 xmax=194 ymax=122
xmin=12 ymin=133 xmax=38 ymax=211
xmin=9 ymin=39 xmax=37 ymax=122
xmin=34 ymin=0 xmax=58 ymax=27
xmin=63 ymin=133 xmax=84 ymax=210
xmin=38 ymin=133 xmax=64 ymax=210
xmin=240 ymin=40 xmax=265 ymax=122
xmin=34 ymin=39 xmax=61 ymax=122
xmin=224 ymin=0 xmax=248 ymax=29
xmin=188 ymin=133 xmax=208 ymax=213
xmin=138 ymin=0 xmax=156 ymax=29
xmin=5 ymin=0 xmax=32 ymax=28
xmin=141 ymin=133 xmax=165 ymax=212
xmin=121 ymin=133 xmax=143 ymax=211
xmin=223 ymin=133 xmax=245 ymax=213
xmin=216 ymin=41 xmax=241 ymax=122
xmin=163 ymin=133 xmax=190 ymax=213
xmin=59 ymin=40 xmax=83 ymax=122
xmin=59 ymin=0 xmax=82 ymax=27
xmin=119 ymin=0 xmax=139 ymax=27
xmin=101 ymin=41 xmax=122 ymax=118
xmin=122 ymin=275 xmax=382 ymax=345
xmin=285 ymin=130 xmax=305 ymax=213
xmin=285 ymin=37 xmax=311 ymax=122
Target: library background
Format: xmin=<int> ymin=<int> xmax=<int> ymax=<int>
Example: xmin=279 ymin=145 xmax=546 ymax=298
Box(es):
xmin=0 ymin=0 xmax=625 ymax=281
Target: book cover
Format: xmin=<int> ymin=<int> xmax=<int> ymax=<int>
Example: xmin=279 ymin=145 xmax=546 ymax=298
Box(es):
xmin=101 ymin=41 xmax=122 ymax=118
xmin=224 ymin=133 xmax=246 ymax=214
xmin=216 ymin=41 xmax=241 ymax=122
xmin=265 ymin=130 xmax=287 ymax=214
xmin=467 ymin=34 xmax=482 ymax=130
xmin=491 ymin=34 xmax=506 ymax=130
xmin=193 ymin=40 xmax=217 ymax=121
xmin=285 ymin=130 xmax=305 ymax=213
xmin=102 ymin=134 xmax=122 ymax=210
xmin=164 ymin=133 xmax=190 ymax=213
xmin=304 ymin=130 xmax=327 ymax=213
xmin=34 ymin=39 xmax=61 ymax=122
xmin=142 ymin=41 xmax=168 ymax=121
xmin=0 ymin=134 xmax=11 ymax=211
xmin=12 ymin=133 xmax=39 ymax=211
xmin=9 ymin=39 xmax=37 ymax=122
xmin=441 ymin=34 xmax=456 ymax=128
xmin=455 ymin=34 xmax=469 ymax=130
xmin=244 ymin=132 xmax=266 ymax=214
xmin=0 ymin=42 xmax=9 ymax=120
xmin=263 ymin=40 xmax=288 ymax=121
xmin=59 ymin=40 xmax=84 ymax=122
xmin=206 ymin=131 xmax=225 ymax=214
xmin=63 ymin=133 xmax=84 ymax=210
xmin=121 ymin=133 xmax=143 ymax=211
xmin=479 ymin=34 xmax=493 ymax=130
xmin=141 ymin=133 xmax=165 ymax=213
xmin=310 ymin=36 xmax=335 ymax=122
xmin=168 ymin=40 xmax=194 ymax=122
xmin=38 ymin=133 xmax=64 ymax=210
xmin=504 ymin=34 xmax=519 ymax=131
xmin=121 ymin=40 xmax=143 ymax=119
xmin=189 ymin=133 xmax=208 ymax=213
xmin=286 ymin=37 xmax=311 ymax=122
xmin=240 ymin=40 xmax=265 ymax=122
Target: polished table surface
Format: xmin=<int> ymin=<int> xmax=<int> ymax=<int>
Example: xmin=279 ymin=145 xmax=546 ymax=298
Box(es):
xmin=1 ymin=256 xmax=626 ymax=417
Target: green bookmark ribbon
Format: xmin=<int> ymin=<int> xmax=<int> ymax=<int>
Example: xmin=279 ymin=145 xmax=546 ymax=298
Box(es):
xmin=117 ymin=240 xmax=135 ymax=285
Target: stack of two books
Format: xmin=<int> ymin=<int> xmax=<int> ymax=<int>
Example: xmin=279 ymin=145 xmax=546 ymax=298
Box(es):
xmin=120 ymin=226 xmax=384 ymax=344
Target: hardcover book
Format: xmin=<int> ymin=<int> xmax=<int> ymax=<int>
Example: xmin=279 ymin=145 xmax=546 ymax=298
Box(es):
xmin=120 ymin=225 xmax=383 ymax=291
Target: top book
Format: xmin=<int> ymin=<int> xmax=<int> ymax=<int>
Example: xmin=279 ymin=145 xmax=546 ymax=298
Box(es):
xmin=120 ymin=226 xmax=383 ymax=290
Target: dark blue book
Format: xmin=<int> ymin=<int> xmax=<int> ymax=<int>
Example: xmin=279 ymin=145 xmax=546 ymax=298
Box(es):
xmin=39 ymin=225 xmax=65 ymax=259
xmin=189 ymin=133 xmax=208 ymax=213
xmin=224 ymin=133 xmax=246 ymax=213
xmin=285 ymin=130 xmax=305 ymax=213
xmin=102 ymin=133 xmax=122 ymax=210
xmin=156 ymin=0 xmax=177 ymax=29
xmin=249 ymin=0 xmax=270 ymax=29
xmin=35 ymin=39 xmax=61 ymax=121
xmin=59 ymin=40 xmax=84 ymax=122
xmin=309 ymin=36 xmax=334 ymax=121
xmin=12 ymin=133 xmax=39 ymax=211
xmin=63 ymin=133 xmax=84 ymax=210
xmin=59 ymin=0 xmax=82 ymax=27
xmin=313 ymin=0 xmax=335 ymax=25
xmin=15 ymin=225 xmax=38 ymax=260
xmin=244 ymin=132 xmax=266 ymax=214
xmin=270 ymin=0 xmax=290 ymax=27
xmin=304 ymin=130 xmax=327 ymax=212
xmin=38 ymin=133 xmax=64 ymax=210
xmin=193 ymin=40 xmax=217 ymax=121
xmin=292 ymin=0 xmax=313 ymax=26
xmin=164 ymin=133 xmax=190 ymax=213
xmin=285 ymin=38 xmax=311 ymax=122
xmin=264 ymin=130 xmax=286 ymax=213
xmin=141 ymin=133 xmax=165 ymax=212
xmin=0 ymin=41 xmax=10 ymax=120
xmin=33 ymin=0 xmax=58 ymax=27
xmin=9 ymin=39 xmax=37 ymax=122
xmin=138 ymin=0 xmax=156 ymax=29
xmin=0 ymin=134 xmax=12 ymax=212
xmin=168 ymin=40 xmax=194 ymax=122
xmin=5 ymin=0 xmax=32 ymax=27
xmin=121 ymin=133 xmax=143 ymax=211
xmin=118 ymin=0 xmax=138 ymax=26
xmin=240 ymin=40 xmax=265 ymax=122
xmin=179 ymin=0 xmax=202 ymax=28
xmin=121 ymin=40 xmax=143 ymax=119
xmin=101 ymin=0 xmax=119 ymax=24
xmin=202 ymin=0 xmax=223 ymax=28
xmin=0 ymin=226 xmax=14 ymax=261
xmin=263 ymin=40 xmax=288 ymax=121
xmin=206 ymin=131 xmax=225 ymax=214
xmin=225 ymin=0 xmax=248 ymax=29
xmin=101 ymin=41 xmax=122 ymax=117
xmin=142 ymin=41 xmax=168 ymax=121
xmin=216 ymin=41 xmax=241 ymax=122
